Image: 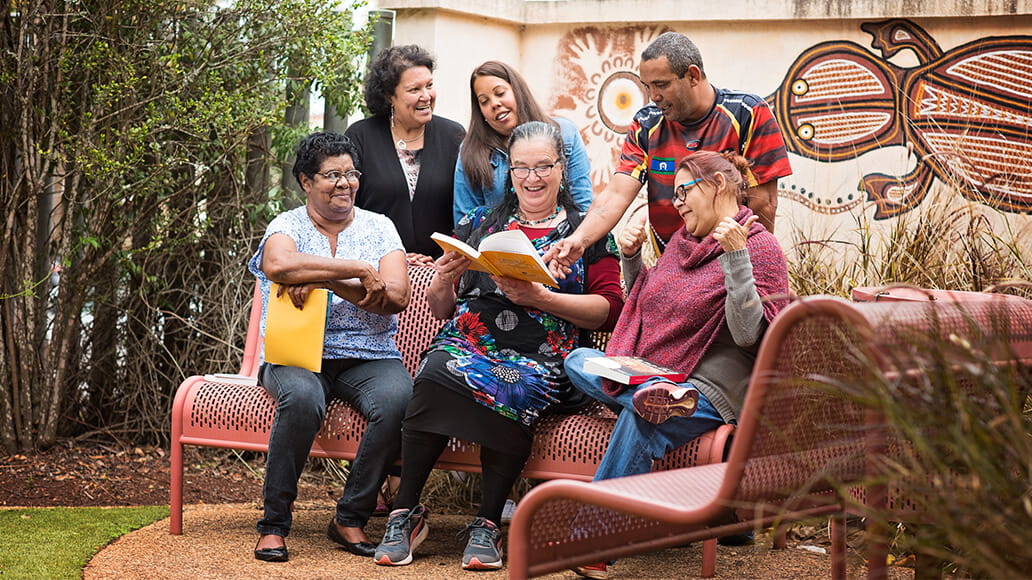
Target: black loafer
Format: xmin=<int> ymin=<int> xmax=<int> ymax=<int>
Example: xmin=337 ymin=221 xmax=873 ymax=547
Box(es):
xmin=327 ymin=520 xmax=376 ymax=557
xmin=254 ymin=541 xmax=289 ymax=562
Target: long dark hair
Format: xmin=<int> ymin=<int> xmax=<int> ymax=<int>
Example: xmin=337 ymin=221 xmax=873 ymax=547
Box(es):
xmin=460 ymin=61 xmax=555 ymax=192
xmin=472 ymin=121 xmax=577 ymax=240
xmin=363 ymin=45 xmax=435 ymax=118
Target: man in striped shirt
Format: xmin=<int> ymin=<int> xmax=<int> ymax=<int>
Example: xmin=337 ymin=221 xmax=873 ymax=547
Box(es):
xmin=546 ymin=31 xmax=791 ymax=269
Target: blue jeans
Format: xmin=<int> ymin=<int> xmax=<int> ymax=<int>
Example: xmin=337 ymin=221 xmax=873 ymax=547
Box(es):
xmin=257 ymin=358 xmax=411 ymax=536
xmin=564 ymin=348 xmax=725 ymax=481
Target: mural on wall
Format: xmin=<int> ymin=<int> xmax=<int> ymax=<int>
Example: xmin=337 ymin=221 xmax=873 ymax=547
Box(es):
xmin=551 ymin=25 xmax=671 ymax=189
xmin=551 ymin=20 xmax=1031 ymax=223
xmin=769 ymin=19 xmax=1032 ymax=219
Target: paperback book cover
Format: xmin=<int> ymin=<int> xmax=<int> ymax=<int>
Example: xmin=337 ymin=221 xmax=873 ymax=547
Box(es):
xmin=582 ymin=356 xmax=688 ymax=385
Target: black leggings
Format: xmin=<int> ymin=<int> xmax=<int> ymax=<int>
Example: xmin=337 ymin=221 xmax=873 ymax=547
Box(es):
xmin=393 ymin=428 xmax=529 ymax=525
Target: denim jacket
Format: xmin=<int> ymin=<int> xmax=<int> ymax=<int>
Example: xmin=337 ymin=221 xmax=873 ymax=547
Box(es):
xmin=452 ymin=116 xmax=594 ymax=224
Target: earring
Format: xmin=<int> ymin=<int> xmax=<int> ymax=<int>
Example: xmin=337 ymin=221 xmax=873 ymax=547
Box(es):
xmin=390 ymin=104 xmax=395 ymax=129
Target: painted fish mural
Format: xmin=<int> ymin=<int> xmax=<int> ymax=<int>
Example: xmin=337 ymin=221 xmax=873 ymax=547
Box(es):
xmin=769 ymin=19 xmax=1032 ymax=219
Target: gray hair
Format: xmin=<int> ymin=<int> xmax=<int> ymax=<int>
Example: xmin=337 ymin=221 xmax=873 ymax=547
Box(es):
xmin=508 ymin=121 xmax=565 ymax=164
xmin=641 ymin=32 xmax=706 ymax=78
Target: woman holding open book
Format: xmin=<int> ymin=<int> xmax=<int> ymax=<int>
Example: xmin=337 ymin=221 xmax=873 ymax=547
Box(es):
xmin=372 ymin=121 xmax=623 ymax=571
xmin=248 ymin=132 xmax=412 ymax=563
xmin=563 ymin=151 xmax=789 ymax=578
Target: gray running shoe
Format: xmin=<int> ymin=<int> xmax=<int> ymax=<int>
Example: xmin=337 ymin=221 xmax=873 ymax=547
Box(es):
xmin=460 ymin=516 xmax=503 ymax=570
xmin=373 ymin=504 xmax=429 ymax=566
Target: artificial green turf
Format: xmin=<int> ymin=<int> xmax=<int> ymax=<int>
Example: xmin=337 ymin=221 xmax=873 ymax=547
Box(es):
xmin=0 ymin=506 xmax=168 ymax=579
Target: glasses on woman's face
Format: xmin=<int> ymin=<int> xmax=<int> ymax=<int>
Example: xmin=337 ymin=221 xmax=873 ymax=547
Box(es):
xmin=510 ymin=163 xmax=557 ymax=180
xmin=672 ymin=177 xmax=703 ymax=203
xmin=316 ymin=169 xmax=362 ymax=185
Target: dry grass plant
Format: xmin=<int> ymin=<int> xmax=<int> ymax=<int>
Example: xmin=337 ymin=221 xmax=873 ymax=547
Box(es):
xmin=825 ymin=306 xmax=1032 ymax=578
xmin=786 ymin=184 xmax=1030 ymax=298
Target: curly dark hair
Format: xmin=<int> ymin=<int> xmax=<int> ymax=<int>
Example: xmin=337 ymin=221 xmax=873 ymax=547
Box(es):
xmin=291 ymin=132 xmax=359 ymax=188
xmin=363 ymin=45 xmax=436 ymax=117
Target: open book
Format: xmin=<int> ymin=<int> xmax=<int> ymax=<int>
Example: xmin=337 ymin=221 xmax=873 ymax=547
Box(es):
xmin=583 ymin=356 xmax=688 ymax=385
xmin=263 ymin=284 xmax=329 ymax=373
xmin=431 ymin=230 xmax=558 ymax=287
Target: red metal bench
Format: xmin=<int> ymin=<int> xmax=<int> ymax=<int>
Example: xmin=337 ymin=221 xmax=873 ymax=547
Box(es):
xmin=507 ymin=295 xmax=1032 ymax=580
xmin=169 ymin=265 xmax=731 ymax=538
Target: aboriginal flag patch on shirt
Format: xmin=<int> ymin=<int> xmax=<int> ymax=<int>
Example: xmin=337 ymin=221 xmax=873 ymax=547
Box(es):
xmin=649 ymin=157 xmax=677 ymax=175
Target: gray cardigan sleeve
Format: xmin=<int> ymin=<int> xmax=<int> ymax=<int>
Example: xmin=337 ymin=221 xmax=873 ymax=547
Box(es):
xmin=719 ymin=248 xmax=766 ymax=347
xmin=619 ymin=248 xmax=643 ymax=292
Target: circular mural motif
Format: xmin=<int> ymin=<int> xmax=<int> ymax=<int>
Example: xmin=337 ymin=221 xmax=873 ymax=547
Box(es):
xmin=550 ymin=25 xmax=670 ymax=189
xmin=597 ymin=70 xmax=647 ymax=134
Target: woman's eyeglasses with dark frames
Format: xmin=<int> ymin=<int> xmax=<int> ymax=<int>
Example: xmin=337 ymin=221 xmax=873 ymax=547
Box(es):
xmin=672 ymin=177 xmax=703 ymax=203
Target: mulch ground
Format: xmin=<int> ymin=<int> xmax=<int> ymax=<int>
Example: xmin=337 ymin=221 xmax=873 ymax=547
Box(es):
xmin=1 ymin=441 xmax=274 ymax=508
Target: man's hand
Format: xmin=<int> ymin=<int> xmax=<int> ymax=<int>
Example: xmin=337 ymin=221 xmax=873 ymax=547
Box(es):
xmin=542 ymin=235 xmax=584 ymax=280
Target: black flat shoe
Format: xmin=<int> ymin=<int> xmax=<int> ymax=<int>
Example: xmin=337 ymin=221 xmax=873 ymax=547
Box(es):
xmin=254 ymin=539 xmax=289 ymax=562
xmin=327 ymin=520 xmax=376 ymax=557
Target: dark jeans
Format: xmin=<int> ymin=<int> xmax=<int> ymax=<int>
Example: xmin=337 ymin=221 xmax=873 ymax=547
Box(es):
xmin=256 ymin=358 xmax=411 ymax=537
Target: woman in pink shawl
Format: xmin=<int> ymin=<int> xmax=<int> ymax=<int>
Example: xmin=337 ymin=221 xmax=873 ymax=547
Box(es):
xmin=564 ymin=150 xmax=789 ymax=578
xmin=567 ymin=149 xmax=790 ymax=475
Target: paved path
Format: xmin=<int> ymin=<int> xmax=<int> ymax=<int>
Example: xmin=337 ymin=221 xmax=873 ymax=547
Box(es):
xmin=83 ymin=502 xmax=896 ymax=579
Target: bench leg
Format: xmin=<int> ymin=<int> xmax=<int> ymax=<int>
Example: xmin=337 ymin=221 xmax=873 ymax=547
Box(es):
xmin=170 ymin=441 xmax=184 ymax=535
xmin=701 ymin=537 xmax=717 ymax=577
xmin=830 ymin=512 xmax=846 ymax=580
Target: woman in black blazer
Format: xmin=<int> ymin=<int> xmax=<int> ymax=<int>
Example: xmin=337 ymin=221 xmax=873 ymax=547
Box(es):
xmin=346 ymin=45 xmax=465 ymax=263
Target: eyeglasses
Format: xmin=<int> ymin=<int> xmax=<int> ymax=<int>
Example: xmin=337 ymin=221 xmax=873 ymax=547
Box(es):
xmin=316 ymin=170 xmax=362 ymax=184
xmin=510 ymin=163 xmax=558 ymax=179
xmin=672 ymin=177 xmax=703 ymax=203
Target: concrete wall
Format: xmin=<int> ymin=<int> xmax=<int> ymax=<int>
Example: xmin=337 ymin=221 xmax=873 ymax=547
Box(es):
xmin=376 ymin=1 xmax=1032 ymax=259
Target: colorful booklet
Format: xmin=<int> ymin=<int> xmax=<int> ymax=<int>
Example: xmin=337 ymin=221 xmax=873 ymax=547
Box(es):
xmin=431 ymin=230 xmax=558 ymax=287
xmin=582 ymin=356 xmax=688 ymax=385
xmin=263 ymin=284 xmax=329 ymax=373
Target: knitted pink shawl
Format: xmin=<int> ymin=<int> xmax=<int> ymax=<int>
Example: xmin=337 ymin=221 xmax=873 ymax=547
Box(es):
xmin=602 ymin=207 xmax=788 ymax=395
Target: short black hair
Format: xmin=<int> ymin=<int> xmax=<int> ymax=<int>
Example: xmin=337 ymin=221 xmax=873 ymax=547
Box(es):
xmin=292 ymin=132 xmax=359 ymax=188
xmin=364 ymin=45 xmax=436 ymax=117
xmin=641 ymin=32 xmax=706 ymax=78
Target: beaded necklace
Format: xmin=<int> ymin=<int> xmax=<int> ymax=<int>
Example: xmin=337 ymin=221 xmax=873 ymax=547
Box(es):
xmin=515 ymin=205 xmax=562 ymax=226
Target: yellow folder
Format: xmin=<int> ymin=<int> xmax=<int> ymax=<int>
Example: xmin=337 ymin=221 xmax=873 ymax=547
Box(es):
xmin=263 ymin=284 xmax=329 ymax=373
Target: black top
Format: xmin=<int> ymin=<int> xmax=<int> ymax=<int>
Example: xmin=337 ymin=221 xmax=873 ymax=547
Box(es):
xmin=345 ymin=114 xmax=466 ymax=256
